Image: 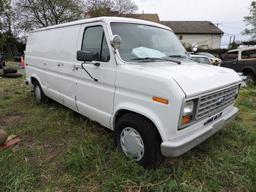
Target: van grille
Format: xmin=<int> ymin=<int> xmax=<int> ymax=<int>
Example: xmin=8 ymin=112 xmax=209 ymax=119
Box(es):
xmin=196 ymin=85 xmax=239 ymax=120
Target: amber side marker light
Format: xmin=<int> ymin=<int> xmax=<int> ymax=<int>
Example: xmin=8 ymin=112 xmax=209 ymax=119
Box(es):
xmin=152 ymin=96 xmax=169 ymax=105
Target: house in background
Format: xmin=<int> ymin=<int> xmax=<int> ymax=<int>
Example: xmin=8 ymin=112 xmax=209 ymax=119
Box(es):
xmin=160 ymin=21 xmax=224 ymax=50
xmin=85 ymin=12 xmax=223 ymax=50
xmin=125 ymin=13 xmax=160 ymax=23
xmin=85 ymin=11 xmax=160 ymax=23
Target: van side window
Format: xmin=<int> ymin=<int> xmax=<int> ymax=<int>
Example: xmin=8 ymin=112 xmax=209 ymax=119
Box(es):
xmin=241 ymin=49 xmax=256 ymax=59
xmin=82 ymin=26 xmax=110 ymax=62
xmin=225 ymin=51 xmax=238 ymax=61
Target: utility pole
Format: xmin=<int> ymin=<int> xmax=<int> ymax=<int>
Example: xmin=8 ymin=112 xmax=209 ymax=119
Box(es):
xmin=229 ymin=36 xmax=232 ymax=49
xmin=228 ymin=35 xmax=236 ymax=49
xmin=233 ymin=35 xmax=236 ymax=44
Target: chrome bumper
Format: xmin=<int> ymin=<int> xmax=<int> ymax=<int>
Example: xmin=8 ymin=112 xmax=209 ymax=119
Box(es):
xmin=161 ymin=106 xmax=238 ymax=157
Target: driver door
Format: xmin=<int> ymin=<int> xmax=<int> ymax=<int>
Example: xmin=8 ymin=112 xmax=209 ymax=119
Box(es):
xmin=73 ymin=23 xmax=117 ymax=128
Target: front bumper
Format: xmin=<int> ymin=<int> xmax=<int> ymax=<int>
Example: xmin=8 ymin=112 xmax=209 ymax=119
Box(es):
xmin=161 ymin=106 xmax=238 ymax=157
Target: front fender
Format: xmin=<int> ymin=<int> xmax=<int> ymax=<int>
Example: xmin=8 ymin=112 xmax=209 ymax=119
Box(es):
xmin=112 ymin=102 xmax=168 ymax=141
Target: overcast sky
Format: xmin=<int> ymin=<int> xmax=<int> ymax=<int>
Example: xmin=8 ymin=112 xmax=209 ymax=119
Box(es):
xmin=136 ymin=0 xmax=253 ymax=48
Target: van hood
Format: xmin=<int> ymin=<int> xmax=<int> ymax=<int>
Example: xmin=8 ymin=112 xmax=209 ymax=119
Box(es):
xmin=127 ymin=61 xmax=242 ymax=96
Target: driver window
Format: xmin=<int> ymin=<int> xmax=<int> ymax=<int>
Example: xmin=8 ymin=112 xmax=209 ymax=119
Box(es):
xmin=82 ymin=26 xmax=110 ymax=62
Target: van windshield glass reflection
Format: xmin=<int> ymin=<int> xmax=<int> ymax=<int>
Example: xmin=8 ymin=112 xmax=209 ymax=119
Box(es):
xmin=110 ymin=23 xmax=188 ymax=62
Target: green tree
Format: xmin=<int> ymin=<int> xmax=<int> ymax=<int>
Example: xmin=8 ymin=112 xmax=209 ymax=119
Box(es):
xmin=14 ymin=0 xmax=84 ymax=31
xmin=85 ymin=0 xmax=138 ymax=17
xmin=244 ymin=1 xmax=256 ymax=38
xmin=0 ymin=0 xmax=20 ymax=56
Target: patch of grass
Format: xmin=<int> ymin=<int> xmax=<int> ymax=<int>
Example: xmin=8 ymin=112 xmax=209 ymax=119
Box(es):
xmin=0 ymin=63 xmax=256 ymax=191
xmin=0 ymin=150 xmax=39 ymax=192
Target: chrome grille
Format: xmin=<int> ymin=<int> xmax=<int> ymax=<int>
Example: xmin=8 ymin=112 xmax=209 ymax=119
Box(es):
xmin=196 ymin=85 xmax=239 ymax=120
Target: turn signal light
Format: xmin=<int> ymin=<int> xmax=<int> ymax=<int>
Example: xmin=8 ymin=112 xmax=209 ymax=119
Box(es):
xmin=182 ymin=115 xmax=192 ymax=125
xmin=152 ymin=96 xmax=169 ymax=105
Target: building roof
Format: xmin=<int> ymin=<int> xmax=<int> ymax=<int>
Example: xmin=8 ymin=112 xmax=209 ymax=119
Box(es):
xmin=123 ymin=13 xmax=160 ymax=23
xmin=160 ymin=21 xmax=224 ymax=35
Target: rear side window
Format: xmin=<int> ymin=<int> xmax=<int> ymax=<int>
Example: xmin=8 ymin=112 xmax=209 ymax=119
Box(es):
xmin=82 ymin=26 xmax=110 ymax=62
xmin=225 ymin=51 xmax=238 ymax=61
xmin=241 ymin=49 xmax=256 ymax=59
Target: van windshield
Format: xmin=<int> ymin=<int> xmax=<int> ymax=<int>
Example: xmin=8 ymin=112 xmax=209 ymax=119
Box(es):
xmin=110 ymin=23 xmax=188 ymax=62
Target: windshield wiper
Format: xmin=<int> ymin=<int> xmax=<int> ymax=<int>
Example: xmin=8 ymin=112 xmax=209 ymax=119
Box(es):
xmin=168 ymin=54 xmax=197 ymax=62
xmin=131 ymin=57 xmax=181 ymax=64
xmin=168 ymin=55 xmax=187 ymax=58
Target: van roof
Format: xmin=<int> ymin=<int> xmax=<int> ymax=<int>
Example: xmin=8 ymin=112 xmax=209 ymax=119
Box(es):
xmin=31 ymin=16 xmax=171 ymax=33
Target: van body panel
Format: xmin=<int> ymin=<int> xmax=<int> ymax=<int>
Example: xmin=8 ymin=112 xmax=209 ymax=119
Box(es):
xmin=113 ymin=64 xmax=185 ymax=140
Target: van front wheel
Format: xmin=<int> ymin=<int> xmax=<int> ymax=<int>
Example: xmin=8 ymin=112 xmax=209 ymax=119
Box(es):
xmin=115 ymin=113 xmax=162 ymax=169
xmin=34 ymin=82 xmax=46 ymax=104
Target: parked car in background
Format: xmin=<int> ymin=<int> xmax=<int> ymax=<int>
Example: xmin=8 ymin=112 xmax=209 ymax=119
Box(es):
xmin=191 ymin=55 xmax=212 ymax=64
xmin=0 ymin=53 xmax=6 ymax=69
xmin=221 ymin=47 xmax=256 ymax=84
xmin=196 ymin=52 xmax=221 ymax=65
xmin=25 ymin=17 xmax=241 ymax=168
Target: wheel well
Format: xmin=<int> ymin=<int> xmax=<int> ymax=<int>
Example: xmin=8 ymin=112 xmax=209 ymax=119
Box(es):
xmin=31 ymin=77 xmax=39 ymax=85
xmin=243 ymin=68 xmax=255 ymax=76
xmin=114 ymin=109 xmax=162 ymax=142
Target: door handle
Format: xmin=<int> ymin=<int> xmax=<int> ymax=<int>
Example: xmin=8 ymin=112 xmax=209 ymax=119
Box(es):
xmin=73 ymin=65 xmax=82 ymax=70
xmin=87 ymin=62 xmax=101 ymax=67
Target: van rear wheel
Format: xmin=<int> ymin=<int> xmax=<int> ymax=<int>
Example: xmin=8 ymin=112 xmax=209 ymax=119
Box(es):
xmin=115 ymin=113 xmax=162 ymax=169
xmin=34 ymin=82 xmax=46 ymax=104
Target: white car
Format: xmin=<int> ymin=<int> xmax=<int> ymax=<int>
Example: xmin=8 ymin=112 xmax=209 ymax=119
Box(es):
xmin=25 ymin=17 xmax=241 ymax=168
xmin=191 ymin=55 xmax=212 ymax=65
xmin=196 ymin=52 xmax=222 ymax=65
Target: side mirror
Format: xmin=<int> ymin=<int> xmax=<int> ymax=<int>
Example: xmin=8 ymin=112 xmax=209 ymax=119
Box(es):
xmin=111 ymin=35 xmax=122 ymax=49
xmin=77 ymin=50 xmax=94 ymax=61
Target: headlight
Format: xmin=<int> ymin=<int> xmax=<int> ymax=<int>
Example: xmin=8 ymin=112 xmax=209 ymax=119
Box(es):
xmin=183 ymin=100 xmax=194 ymax=115
xmin=180 ymin=100 xmax=196 ymax=128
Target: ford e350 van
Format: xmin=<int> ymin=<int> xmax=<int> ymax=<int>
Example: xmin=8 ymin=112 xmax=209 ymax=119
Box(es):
xmin=25 ymin=17 xmax=242 ymax=168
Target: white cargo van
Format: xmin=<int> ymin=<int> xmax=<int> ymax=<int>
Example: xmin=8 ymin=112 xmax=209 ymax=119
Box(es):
xmin=25 ymin=17 xmax=241 ymax=168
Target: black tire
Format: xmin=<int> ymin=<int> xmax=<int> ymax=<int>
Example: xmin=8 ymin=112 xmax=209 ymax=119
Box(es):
xmin=115 ymin=113 xmax=162 ymax=169
xmin=3 ymin=73 xmax=22 ymax=78
xmin=245 ymin=73 xmax=256 ymax=85
xmin=3 ymin=68 xmax=17 ymax=74
xmin=33 ymin=81 xmax=46 ymax=104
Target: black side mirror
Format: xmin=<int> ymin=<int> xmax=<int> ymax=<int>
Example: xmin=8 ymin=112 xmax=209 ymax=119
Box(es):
xmin=77 ymin=50 xmax=94 ymax=62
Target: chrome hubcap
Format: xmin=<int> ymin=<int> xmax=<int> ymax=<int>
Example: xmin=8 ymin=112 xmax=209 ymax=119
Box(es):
xmin=120 ymin=127 xmax=144 ymax=161
xmin=35 ymin=86 xmax=41 ymax=102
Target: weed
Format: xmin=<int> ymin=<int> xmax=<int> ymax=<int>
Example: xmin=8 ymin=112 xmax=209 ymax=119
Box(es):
xmin=0 ymin=65 xmax=256 ymax=191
